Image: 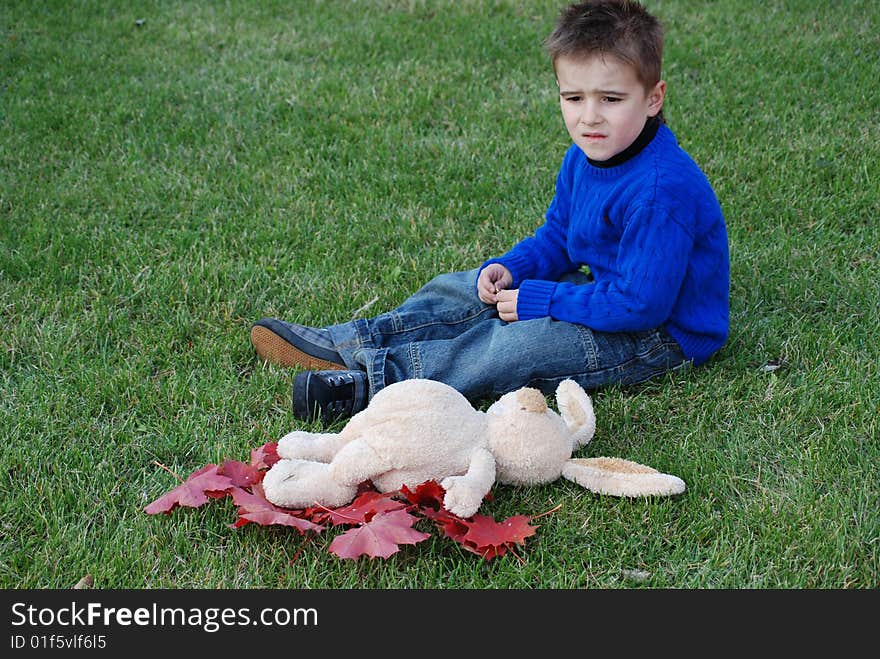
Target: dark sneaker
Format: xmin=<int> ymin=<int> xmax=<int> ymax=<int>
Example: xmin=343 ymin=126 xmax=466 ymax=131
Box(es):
xmin=250 ymin=317 xmax=345 ymax=370
xmin=293 ymin=369 xmax=369 ymax=423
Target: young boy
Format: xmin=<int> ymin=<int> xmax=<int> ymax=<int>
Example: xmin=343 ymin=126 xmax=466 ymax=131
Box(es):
xmin=251 ymin=0 xmax=729 ymax=423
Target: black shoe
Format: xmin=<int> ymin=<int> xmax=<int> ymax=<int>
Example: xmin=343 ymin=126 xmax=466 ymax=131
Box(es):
xmin=293 ymin=369 xmax=369 ymax=423
xmin=250 ymin=317 xmax=345 ymax=370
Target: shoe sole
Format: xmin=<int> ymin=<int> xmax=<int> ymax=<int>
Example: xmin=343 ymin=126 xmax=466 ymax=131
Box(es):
xmin=250 ymin=325 xmax=346 ymax=371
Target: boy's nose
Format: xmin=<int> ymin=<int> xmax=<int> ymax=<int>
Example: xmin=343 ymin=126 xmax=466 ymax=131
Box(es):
xmin=579 ymin=102 xmax=601 ymax=125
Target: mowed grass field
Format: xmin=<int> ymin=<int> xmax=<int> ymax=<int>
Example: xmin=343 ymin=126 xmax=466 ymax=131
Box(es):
xmin=1 ymin=0 xmax=878 ymax=588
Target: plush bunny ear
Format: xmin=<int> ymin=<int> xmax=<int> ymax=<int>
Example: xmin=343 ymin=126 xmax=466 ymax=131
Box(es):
xmin=562 ymin=457 xmax=685 ymax=497
xmin=555 ymin=380 xmax=595 ymax=450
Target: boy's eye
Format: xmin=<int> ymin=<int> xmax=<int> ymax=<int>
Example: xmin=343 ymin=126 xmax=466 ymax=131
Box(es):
xmin=603 ymin=96 xmax=622 ymax=103
xmin=565 ymin=95 xmax=582 ymax=103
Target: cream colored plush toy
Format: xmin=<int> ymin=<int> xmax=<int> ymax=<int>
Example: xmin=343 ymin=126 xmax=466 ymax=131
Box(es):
xmin=263 ymin=378 xmax=685 ymax=518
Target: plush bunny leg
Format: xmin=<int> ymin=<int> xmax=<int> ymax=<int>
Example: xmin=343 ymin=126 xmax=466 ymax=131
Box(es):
xmin=562 ymin=457 xmax=685 ymax=497
xmin=262 ymin=459 xmax=358 ymax=510
xmin=277 ymin=430 xmax=353 ymax=462
xmin=440 ymin=447 xmax=496 ymax=518
xmin=327 ymin=436 xmax=393 ymax=488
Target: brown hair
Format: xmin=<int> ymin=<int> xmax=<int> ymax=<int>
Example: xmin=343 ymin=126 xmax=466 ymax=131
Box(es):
xmin=544 ymin=0 xmax=664 ymax=90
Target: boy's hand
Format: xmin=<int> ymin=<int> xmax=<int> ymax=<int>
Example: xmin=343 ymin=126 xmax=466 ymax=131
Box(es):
xmin=477 ymin=264 xmax=513 ymax=304
xmin=496 ymin=288 xmax=519 ymax=322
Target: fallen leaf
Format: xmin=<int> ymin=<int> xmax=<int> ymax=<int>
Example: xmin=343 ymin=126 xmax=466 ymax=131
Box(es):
xmin=321 ymin=490 xmax=406 ymax=526
xmin=144 ymin=464 xmax=234 ymax=514
xmin=421 ymin=506 xmax=470 ymax=542
xmin=250 ymin=442 xmax=280 ymax=470
xmin=72 ymin=575 xmax=93 ymax=590
xmin=231 ymin=484 xmax=324 ymax=534
xmin=218 ymin=459 xmax=263 ymax=488
xmin=460 ymin=514 xmax=537 ymax=559
xmin=328 ymin=509 xmax=430 ymax=559
xmin=399 ymin=480 xmax=446 ymax=509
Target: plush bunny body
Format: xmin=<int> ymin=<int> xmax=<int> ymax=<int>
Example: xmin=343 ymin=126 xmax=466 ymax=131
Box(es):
xmin=262 ymin=378 xmax=684 ymax=518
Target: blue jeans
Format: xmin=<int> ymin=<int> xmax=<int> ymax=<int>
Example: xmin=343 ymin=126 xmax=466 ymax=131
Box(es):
xmin=326 ymin=269 xmax=688 ymax=401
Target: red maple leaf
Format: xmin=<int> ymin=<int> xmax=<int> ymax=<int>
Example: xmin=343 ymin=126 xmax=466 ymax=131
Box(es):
xmin=218 ymin=459 xmax=263 ymax=488
xmin=321 ymin=490 xmax=406 ymax=526
xmin=462 ymin=540 xmax=508 ymax=559
xmin=144 ymin=464 xmax=234 ymax=514
xmin=421 ymin=506 xmax=470 ymax=542
xmin=250 ymin=442 xmax=280 ymax=470
xmin=399 ymin=480 xmax=446 ymax=509
xmin=230 ymin=484 xmax=324 ymax=534
xmin=328 ymin=509 xmax=431 ymax=560
xmin=459 ymin=514 xmax=538 ymax=560
xmin=401 ymin=481 xmax=538 ymax=559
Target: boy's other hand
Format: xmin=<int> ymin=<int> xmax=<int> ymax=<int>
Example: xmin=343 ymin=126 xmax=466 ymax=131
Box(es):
xmin=477 ymin=264 xmax=513 ymax=304
xmin=496 ymin=288 xmax=519 ymax=322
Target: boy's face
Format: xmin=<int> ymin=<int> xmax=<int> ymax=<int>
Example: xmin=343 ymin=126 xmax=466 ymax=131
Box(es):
xmin=555 ymin=54 xmax=665 ymax=161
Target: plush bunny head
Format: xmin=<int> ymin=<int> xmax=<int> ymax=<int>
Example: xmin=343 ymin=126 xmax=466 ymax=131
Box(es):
xmin=486 ymin=381 xmax=595 ymax=486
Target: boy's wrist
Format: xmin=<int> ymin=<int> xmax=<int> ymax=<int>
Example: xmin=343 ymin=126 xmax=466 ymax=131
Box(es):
xmin=516 ymin=279 xmax=557 ymax=320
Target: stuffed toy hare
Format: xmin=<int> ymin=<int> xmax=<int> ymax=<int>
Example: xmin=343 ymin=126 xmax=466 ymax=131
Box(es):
xmin=263 ymin=378 xmax=684 ymax=518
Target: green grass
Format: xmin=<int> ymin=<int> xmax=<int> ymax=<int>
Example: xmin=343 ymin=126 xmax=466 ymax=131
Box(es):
xmin=1 ymin=0 xmax=878 ymax=589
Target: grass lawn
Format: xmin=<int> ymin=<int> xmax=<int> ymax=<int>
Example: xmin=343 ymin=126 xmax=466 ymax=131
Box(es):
xmin=1 ymin=0 xmax=878 ymax=589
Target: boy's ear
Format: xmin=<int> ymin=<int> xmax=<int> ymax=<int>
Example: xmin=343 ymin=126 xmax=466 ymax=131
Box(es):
xmin=647 ymin=80 xmax=666 ymax=117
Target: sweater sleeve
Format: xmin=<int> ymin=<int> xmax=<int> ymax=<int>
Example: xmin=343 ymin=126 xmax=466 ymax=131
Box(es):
xmin=479 ymin=146 xmax=581 ymax=286
xmin=517 ymin=202 xmax=694 ymax=331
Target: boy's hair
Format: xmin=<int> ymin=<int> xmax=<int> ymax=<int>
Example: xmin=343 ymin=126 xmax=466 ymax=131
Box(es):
xmin=545 ymin=0 xmax=664 ymax=89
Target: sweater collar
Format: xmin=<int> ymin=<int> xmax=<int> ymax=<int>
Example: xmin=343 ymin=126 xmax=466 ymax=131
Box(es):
xmin=586 ymin=114 xmax=662 ymax=169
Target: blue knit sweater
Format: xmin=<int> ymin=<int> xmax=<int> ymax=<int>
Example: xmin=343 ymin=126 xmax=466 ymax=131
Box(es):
xmin=481 ymin=124 xmax=729 ymax=366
